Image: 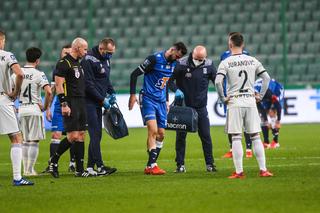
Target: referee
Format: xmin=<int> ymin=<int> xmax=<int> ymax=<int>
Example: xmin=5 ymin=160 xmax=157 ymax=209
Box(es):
xmin=48 ymin=38 xmax=94 ymax=178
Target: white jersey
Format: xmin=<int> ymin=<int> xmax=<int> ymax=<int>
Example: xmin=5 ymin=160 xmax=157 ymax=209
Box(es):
xmin=217 ymin=54 xmax=266 ymax=108
xmin=0 ymin=49 xmax=18 ymax=105
xmin=12 ymin=65 xmax=49 ymax=116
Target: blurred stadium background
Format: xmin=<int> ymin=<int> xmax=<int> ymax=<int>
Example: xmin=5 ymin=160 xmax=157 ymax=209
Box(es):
xmin=1 ymin=0 xmax=319 ymax=92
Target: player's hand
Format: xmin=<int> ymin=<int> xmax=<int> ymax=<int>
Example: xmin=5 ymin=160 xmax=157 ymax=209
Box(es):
xmin=175 ymin=89 xmax=184 ymax=100
xmin=275 ymin=120 xmax=281 ymax=129
xmin=166 ymin=101 xmax=170 ymax=113
xmin=255 ymin=93 xmax=262 ymax=102
xmin=61 ymin=105 xmax=71 ymax=116
xmin=46 ymin=109 xmax=52 ymax=122
xmin=109 ymin=93 xmax=117 ymax=105
xmin=128 ymin=94 xmax=138 ymax=110
xmin=103 ymin=98 xmax=111 ymax=109
xmin=223 ymin=96 xmax=230 ymax=105
xmin=5 ymin=91 xmax=18 ymax=101
xmin=37 ymin=103 xmax=44 ymax=111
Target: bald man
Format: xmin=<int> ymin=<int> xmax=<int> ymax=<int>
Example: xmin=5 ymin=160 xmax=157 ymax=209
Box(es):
xmin=47 ymin=37 xmax=95 ymax=178
xmin=168 ymin=45 xmax=217 ymax=173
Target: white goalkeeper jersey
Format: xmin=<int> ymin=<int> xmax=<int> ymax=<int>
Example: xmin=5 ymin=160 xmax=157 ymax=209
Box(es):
xmin=12 ymin=65 xmax=49 ymax=116
xmin=217 ymin=54 xmax=266 ymax=108
xmin=0 ymin=49 xmax=18 ymax=105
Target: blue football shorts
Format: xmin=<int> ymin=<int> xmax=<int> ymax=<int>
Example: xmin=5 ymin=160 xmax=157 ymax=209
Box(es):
xmin=141 ymin=95 xmax=167 ymax=129
xmin=51 ymin=99 xmax=65 ymax=132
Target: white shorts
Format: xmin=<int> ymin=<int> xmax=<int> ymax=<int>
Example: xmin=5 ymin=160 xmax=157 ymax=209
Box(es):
xmin=0 ymin=105 xmax=20 ymax=135
xmin=19 ymin=115 xmax=45 ymax=141
xmin=225 ymin=107 xmax=261 ymax=134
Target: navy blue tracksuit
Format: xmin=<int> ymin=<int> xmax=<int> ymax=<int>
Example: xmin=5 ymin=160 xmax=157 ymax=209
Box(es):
xmin=168 ymin=53 xmax=217 ymax=166
xmin=81 ymin=46 xmax=115 ymax=168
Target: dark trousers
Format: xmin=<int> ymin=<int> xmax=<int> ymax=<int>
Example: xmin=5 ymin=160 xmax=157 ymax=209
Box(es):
xmin=86 ymin=103 xmax=103 ymax=168
xmin=175 ymin=107 xmax=214 ymax=166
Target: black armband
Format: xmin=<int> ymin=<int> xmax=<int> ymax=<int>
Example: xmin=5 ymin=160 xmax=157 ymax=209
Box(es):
xmin=57 ymin=93 xmax=67 ymax=104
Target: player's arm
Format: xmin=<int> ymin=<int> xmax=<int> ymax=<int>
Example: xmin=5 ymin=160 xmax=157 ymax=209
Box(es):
xmin=55 ymin=61 xmax=71 ymax=116
xmin=215 ymin=63 xmax=229 ymax=104
xmin=208 ymin=61 xmax=217 ymax=85
xmin=8 ymin=64 xmax=23 ymax=99
xmin=128 ymin=55 xmax=156 ymax=110
xmin=168 ymin=65 xmax=179 ymax=92
xmin=81 ymin=58 xmax=105 ymax=104
xmin=43 ymin=84 xmax=52 ymax=121
xmin=255 ymin=60 xmax=270 ymax=101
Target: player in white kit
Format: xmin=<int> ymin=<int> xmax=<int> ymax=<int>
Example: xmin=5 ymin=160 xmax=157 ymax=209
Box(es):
xmin=12 ymin=47 xmax=52 ymax=176
xmin=215 ymin=32 xmax=273 ymax=178
xmin=0 ymin=30 xmax=33 ymax=185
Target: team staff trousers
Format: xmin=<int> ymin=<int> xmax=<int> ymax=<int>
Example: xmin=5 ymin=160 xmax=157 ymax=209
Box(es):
xmin=86 ymin=102 xmax=104 ymax=168
xmin=175 ymin=106 xmax=214 ymax=166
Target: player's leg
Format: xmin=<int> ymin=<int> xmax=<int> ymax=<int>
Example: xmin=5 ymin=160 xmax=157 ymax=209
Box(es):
xmin=197 ymin=107 xmax=216 ymax=172
xmin=227 ymin=108 xmax=245 ymax=178
xmin=175 ymin=131 xmax=187 ymax=172
xmin=154 ymin=101 xmax=167 ymax=161
xmin=245 ymin=108 xmax=273 ymax=177
xmin=0 ymin=105 xmax=33 ymax=185
xmin=86 ymin=103 xmax=101 ymax=171
xmin=69 ymin=143 xmax=76 ymax=171
xmin=270 ymin=128 xmax=280 ymax=149
xmin=244 ymin=132 xmax=253 ymax=158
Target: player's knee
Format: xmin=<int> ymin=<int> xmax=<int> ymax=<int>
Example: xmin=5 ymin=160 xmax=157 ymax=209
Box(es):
xmin=250 ymin=133 xmax=260 ymax=141
xmin=52 ymin=131 xmax=62 ymax=139
xmin=157 ymin=130 xmax=165 ymax=141
xmin=8 ymin=132 xmax=22 ymax=144
xmin=231 ymin=134 xmax=242 ymax=142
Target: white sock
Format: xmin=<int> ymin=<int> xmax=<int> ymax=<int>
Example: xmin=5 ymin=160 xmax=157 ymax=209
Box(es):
xmin=251 ymin=134 xmax=267 ymax=171
xmin=156 ymin=140 xmax=163 ymax=149
xmin=28 ymin=142 xmax=39 ymax=174
xmin=11 ymin=144 xmax=22 ymax=181
xmin=22 ymin=142 xmax=29 ymax=174
xmin=232 ymin=135 xmax=243 ymax=174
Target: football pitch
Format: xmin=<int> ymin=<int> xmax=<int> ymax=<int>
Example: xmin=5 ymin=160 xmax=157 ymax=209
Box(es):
xmin=0 ymin=123 xmax=319 ymax=213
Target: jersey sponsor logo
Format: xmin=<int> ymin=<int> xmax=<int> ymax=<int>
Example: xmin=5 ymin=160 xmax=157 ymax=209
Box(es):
xmin=155 ymin=77 xmax=170 ymax=89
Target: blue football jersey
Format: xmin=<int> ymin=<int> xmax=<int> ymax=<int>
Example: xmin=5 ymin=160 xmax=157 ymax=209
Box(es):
xmin=220 ymin=49 xmax=249 ymax=61
xmin=254 ymin=78 xmax=284 ymax=106
xmin=141 ymin=51 xmax=176 ymax=102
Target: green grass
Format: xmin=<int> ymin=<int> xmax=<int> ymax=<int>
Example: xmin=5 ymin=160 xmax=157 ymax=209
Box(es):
xmin=0 ymin=124 xmax=320 ymax=213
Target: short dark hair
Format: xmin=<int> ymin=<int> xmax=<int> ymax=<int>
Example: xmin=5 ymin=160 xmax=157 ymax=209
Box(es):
xmin=100 ymin=37 xmax=115 ymax=46
xmin=26 ymin=47 xmax=42 ymax=63
xmin=229 ymin=32 xmax=244 ymax=47
xmin=62 ymin=44 xmax=71 ymax=49
xmin=173 ymin=41 xmax=187 ymax=55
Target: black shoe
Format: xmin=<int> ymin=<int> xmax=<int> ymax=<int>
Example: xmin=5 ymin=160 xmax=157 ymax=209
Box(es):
xmin=97 ymin=166 xmax=117 ymax=176
xmin=75 ymin=170 xmax=97 ymax=177
xmin=68 ymin=164 xmax=76 ymax=172
xmin=206 ymin=164 xmax=217 ymax=172
xmin=49 ymin=163 xmax=59 ymax=178
xmin=175 ymin=165 xmax=186 ymax=173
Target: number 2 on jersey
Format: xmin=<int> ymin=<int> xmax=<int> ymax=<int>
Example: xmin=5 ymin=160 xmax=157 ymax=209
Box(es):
xmin=238 ymin=70 xmax=248 ymax=93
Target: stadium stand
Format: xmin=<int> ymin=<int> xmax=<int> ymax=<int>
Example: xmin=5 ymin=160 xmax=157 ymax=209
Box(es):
xmin=0 ymin=0 xmax=319 ymax=90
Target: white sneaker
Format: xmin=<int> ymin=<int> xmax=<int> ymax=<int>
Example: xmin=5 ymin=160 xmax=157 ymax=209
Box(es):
xmin=86 ymin=167 xmax=98 ymax=176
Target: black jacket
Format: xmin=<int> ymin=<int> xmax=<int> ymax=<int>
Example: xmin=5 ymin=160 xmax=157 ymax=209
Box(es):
xmin=168 ymin=53 xmax=217 ymax=108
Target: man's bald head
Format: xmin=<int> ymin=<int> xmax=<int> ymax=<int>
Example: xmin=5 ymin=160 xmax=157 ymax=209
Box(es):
xmin=192 ymin=45 xmax=207 ymax=60
xmin=71 ymin=37 xmax=88 ymax=59
xmin=192 ymin=45 xmax=207 ymax=66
